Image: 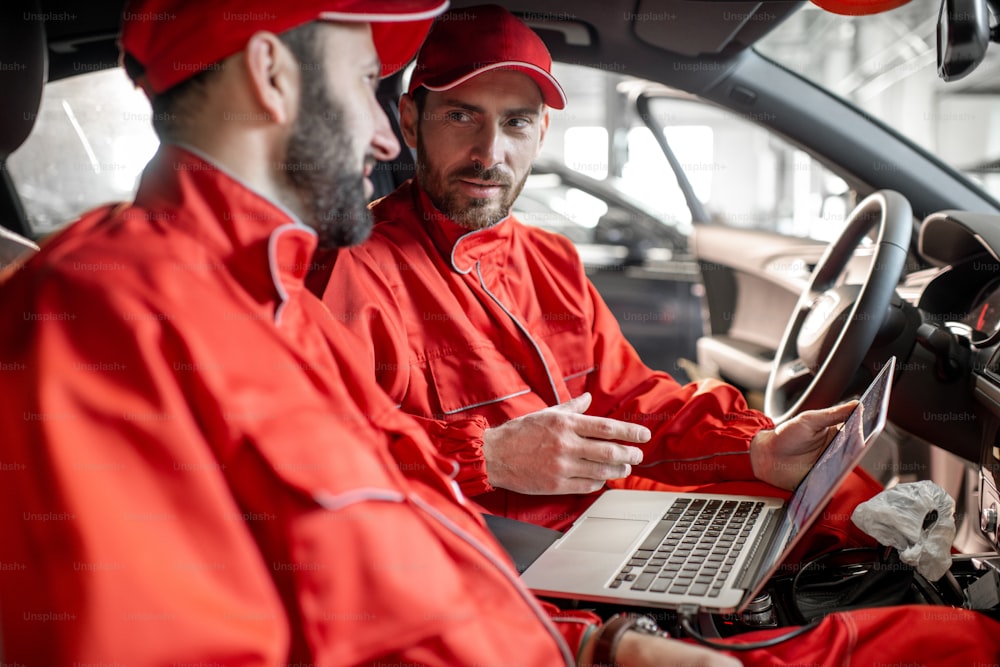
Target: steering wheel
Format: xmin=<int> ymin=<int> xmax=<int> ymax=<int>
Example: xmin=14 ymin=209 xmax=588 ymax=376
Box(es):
xmin=764 ymin=190 xmax=912 ymax=423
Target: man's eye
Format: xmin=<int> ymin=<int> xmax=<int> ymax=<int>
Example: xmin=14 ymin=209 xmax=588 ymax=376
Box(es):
xmin=508 ymin=118 xmax=531 ymax=128
xmin=445 ymin=111 xmax=471 ymax=122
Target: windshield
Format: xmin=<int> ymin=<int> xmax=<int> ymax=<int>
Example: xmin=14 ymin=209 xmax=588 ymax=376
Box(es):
xmin=756 ymin=0 xmax=1000 ymax=201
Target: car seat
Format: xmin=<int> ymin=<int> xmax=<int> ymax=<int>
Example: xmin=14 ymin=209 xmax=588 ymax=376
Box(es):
xmin=0 ymin=0 xmax=46 ymax=269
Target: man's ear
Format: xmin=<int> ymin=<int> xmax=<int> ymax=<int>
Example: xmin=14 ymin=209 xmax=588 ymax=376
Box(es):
xmin=399 ymin=94 xmax=419 ymax=149
xmin=243 ymin=31 xmax=298 ymax=126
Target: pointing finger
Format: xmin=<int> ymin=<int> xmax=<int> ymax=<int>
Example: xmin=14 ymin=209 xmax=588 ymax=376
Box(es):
xmin=578 ymin=440 xmax=644 ymax=466
xmin=573 ymin=414 xmax=651 ymax=445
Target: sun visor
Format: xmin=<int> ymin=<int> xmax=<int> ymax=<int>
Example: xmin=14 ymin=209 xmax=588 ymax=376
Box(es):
xmin=631 ymin=0 xmax=804 ymax=58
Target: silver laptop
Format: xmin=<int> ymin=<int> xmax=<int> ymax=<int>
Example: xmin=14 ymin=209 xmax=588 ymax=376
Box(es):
xmin=521 ymin=356 xmax=896 ymax=614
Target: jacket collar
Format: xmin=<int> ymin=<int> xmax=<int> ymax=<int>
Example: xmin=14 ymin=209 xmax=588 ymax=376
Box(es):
xmin=134 ymin=144 xmax=319 ymax=325
xmin=406 ymin=180 xmax=514 ymax=274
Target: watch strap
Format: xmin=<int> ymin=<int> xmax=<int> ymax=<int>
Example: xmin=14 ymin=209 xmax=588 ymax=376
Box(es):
xmin=591 ymin=613 xmax=668 ymax=666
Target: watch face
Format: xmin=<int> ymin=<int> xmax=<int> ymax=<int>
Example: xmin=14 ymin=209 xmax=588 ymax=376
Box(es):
xmin=634 ymin=615 xmax=669 ymax=638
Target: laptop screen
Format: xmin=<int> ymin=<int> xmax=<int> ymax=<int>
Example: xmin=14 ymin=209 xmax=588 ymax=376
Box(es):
xmin=763 ymin=357 xmax=895 ymax=568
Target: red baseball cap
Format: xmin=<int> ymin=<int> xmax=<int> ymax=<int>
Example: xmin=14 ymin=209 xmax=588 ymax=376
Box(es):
xmin=810 ymin=0 xmax=911 ymax=14
xmin=408 ymin=4 xmax=567 ymax=109
xmin=120 ymin=0 xmax=450 ymax=95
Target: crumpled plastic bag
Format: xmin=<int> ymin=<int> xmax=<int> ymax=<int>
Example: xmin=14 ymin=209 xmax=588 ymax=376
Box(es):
xmin=851 ymin=480 xmax=956 ymax=581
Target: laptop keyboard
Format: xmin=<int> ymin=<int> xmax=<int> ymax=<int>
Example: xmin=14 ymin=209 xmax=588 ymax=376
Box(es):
xmin=608 ymin=498 xmax=763 ymax=597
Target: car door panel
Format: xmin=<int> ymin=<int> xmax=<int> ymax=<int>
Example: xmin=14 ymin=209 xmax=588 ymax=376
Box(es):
xmin=692 ymin=224 xmax=827 ymax=392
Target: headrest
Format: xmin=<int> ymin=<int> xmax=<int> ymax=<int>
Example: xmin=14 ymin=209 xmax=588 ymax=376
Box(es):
xmin=0 ymin=0 xmax=48 ymax=160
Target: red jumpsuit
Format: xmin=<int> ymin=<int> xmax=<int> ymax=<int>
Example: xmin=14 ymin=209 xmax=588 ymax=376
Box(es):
xmin=323 ymin=179 xmax=879 ymax=555
xmin=3 ymin=146 xmax=996 ymax=666
xmin=0 ymin=146 xmax=586 ymax=665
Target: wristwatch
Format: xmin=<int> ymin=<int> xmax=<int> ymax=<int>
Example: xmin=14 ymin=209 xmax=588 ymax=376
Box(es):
xmin=591 ymin=612 xmax=670 ymax=666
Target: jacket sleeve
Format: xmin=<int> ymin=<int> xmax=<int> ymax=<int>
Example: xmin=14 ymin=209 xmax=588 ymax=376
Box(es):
xmin=0 ymin=272 xmax=290 ymax=664
xmin=420 ymin=413 xmax=494 ymax=496
xmin=547 ymin=604 xmax=602 ymax=662
xmin=581 ymin=277 xmax=774 ymax=485
xmin=325 ymin=248 xmax=495 ymax=498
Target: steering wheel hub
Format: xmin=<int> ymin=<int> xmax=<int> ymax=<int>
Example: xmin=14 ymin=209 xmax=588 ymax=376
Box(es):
xmin=798 ymin=285 xmax=863 ymax=370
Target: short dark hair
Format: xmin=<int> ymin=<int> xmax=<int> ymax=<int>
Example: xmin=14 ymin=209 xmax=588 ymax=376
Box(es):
xmin=126 ymin=22 xmax=323 ymax=142
xmin=277 ymin=21 xmax=323 ymax=74
xmin=410 ymin=86 xmax=428 ymax=116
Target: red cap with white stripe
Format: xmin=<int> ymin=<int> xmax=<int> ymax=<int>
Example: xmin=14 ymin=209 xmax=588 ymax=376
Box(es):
xmin=120 ymin=0 xmax=449 ymax=95
xmin=408 ymin=4 xmax=566 ymax=109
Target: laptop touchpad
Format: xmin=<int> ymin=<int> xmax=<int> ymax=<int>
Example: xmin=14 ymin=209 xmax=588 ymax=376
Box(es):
xmin=557 ymin=517 xmax=647 ymax=553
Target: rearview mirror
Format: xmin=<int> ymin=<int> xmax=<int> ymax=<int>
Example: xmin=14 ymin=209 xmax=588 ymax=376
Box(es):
xmin=936 ymin=0 xmax=990 ymax=81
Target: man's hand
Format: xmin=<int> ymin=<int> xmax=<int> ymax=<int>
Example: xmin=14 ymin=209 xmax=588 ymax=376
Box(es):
xmin=481 ymin=393 xmax=649 ymax=495
xmin=581 ymin=630 xmax=741 ymax=667
xmin=749 ymin=400 xmax=858 ymax=490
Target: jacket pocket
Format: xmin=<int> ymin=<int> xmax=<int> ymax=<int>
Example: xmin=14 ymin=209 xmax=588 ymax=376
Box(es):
xmin=538 ymin=324 xmax=595 ymax=397
xmin=426 ymin=344 xmax=531 ymax=416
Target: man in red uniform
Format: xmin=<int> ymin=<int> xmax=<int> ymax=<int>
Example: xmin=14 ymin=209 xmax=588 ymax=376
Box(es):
xmin=323 ymin=2 xmax=880 ymax=560
xmin=2 ymin=0 xmax=999 ymax=665
xmin=0 ymin=1 xmax=610 ymax=664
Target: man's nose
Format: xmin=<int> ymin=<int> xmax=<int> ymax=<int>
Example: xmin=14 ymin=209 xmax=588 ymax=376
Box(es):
xmin=469 ymin=123 xmax=503 ymax=170
xmin=370 ymin=102 xmax=400 ymax=162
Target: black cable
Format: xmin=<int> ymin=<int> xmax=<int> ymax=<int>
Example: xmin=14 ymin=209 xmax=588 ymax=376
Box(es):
xmin=679 ymin=548 xmax=915 ymax=650
xmin=790 ymin=547 xmax=920 ymax=624
xmin=677 ymin=605 xmax=823 ymax=651
xmin=790 ymin=547 xmax=881 ymax=616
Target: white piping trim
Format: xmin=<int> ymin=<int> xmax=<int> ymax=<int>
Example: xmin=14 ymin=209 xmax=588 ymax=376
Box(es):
xmin=550 ymin=617 xmax=595 ymax=627
xmin=476 ymin=262 xmax=561 ymax=404
xmin=313 ymin=487 xmax=406 ymax=511
xmin=409 ymin=493 xmax=575 ymax=666
xmin=423 ymin=61 xmax=567 ymax=107
xmin=451 ymin=235 xmax=476 ymax=274
xmin=448 ymin=215 xmax=512 ymax=274
xmin=638 ymin=450 xmax=750 ymax=469
xmin=562 ymin=367 xmax=595 ymax=381
xmin=268 ymin=222 xmax=317 ymax=326
xmin=318 ymin=4 xmax=448 ymax=23
xmin=441 ymin=387 xmax=531 ymax=415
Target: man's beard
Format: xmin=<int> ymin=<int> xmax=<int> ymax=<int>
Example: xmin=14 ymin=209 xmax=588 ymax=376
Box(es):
xmin=415 ymin=126 xmax=530 ymax=231
xmin=281 ymin=73 xmax=372 ymax=250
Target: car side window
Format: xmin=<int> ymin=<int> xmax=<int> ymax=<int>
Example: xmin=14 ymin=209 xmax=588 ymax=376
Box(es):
xmin=533 ymin=63 xmax=851 ymax=244
xmin=639 ymin=95 xmax=851 ymax=241
xmin=7 ymin=68 xmax=158 ymax=239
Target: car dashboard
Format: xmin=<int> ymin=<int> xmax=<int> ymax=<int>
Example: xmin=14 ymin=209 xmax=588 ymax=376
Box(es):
xmin=911 ymin=210 xmax=1000 ymax=553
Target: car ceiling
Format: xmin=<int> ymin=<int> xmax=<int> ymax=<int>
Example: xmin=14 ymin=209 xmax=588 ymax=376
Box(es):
xmin=44 ymin=0 xmax=1000 ymax=99
xmin=39 ymin=0 xmax=804 ymax=82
